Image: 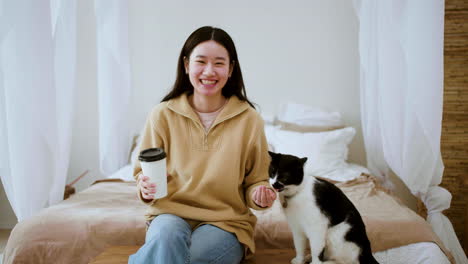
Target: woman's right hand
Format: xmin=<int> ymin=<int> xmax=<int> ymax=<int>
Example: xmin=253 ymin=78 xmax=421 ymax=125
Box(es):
xmin=137 ymin=174 xmax=157 ymax=201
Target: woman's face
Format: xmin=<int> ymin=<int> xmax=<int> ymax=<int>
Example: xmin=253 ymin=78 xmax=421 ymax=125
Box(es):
xmin=185 ymin=40 xmax=233 ymax=98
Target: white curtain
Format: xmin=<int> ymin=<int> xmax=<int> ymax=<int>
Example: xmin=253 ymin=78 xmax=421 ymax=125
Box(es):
xmin=0 ymin=0 xmax=76 ymax=221
xmin=353 ymin=1 xmax=467 ymax=263
xmin=94 ymin=0 xmax=133 ymax=176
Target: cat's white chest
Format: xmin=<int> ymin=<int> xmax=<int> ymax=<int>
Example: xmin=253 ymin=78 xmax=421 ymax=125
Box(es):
xmin=281 ymin=177 xmax=327 ymax=227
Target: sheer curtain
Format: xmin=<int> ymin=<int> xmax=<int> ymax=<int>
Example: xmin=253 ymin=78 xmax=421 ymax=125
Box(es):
xmin=94 ymin=0 xmax=133 ymax=176
xmin=353 ymin=1 xmax=467 ymax=263
xmin=0 ymin=0 xmax=76 ymax=221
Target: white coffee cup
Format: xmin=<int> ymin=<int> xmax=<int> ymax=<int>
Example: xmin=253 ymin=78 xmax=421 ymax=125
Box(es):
xmin=139 ymin=148 xmax=167 ymax=199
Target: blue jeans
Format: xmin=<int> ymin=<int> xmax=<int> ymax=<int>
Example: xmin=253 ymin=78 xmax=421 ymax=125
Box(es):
xmin=128 ymin=214 xmax=244 ymax=264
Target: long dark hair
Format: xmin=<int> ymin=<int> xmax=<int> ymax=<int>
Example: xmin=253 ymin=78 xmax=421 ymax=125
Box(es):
xmin=161 ymin=26 xmax=255 ymax=109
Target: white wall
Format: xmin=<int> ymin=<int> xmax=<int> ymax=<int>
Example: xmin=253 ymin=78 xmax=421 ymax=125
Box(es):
xmin=116 ymin=0 xmax=363 ymax=181
xmin=3 ymin=0 xmax=415 ymax=228
xmin=127 ymin=0 xmax=365 ymax=166
xmin=113 ymin=0 xmax=364 ymax=180
xmin=128 ymin=1 xmax=362 ymax=152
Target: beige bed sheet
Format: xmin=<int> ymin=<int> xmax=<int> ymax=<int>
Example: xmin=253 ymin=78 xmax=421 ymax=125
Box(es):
xmin=3 ymin=176 xmax=454 ymax=264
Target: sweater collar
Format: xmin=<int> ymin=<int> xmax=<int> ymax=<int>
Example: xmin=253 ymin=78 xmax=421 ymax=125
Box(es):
xmin=167 ymin=93 xmax=251 ymax=125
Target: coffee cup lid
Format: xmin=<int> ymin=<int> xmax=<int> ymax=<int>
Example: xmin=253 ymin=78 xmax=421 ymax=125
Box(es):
xmin=138 ymin=148 xmax=166 ymax=162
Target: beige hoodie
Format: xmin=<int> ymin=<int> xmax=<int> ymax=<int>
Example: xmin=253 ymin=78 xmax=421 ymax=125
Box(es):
xmin=133 ymin=93 xmax=271 ymax=259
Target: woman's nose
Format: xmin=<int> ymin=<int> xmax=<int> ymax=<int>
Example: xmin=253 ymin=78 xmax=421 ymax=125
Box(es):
xmin=203 ymin=63 xmax=215 ymax=75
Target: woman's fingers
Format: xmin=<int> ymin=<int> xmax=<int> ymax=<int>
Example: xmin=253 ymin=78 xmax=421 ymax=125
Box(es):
xmin=260 ymin=186 xmax=271 ymax=207
xmin=139 ymin=174 xmax=156 ymax=199
xmin=254 ymin=188 xmax=261 ymax=203
xmin=252 ymin=185 xmax=278 ymax=207
xmin=143 ymin=187 xmax=155 ymax=199
xmin=267 ymin=189 xmax=277 ymax=201
xmin=255 ymin=186 xmax=263 ymax=206
xmin=260 ymin=186 xmax=268 ymax=206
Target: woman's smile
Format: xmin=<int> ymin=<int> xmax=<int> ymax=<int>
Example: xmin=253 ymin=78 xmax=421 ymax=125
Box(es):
xmin=201 ymin=79 xmax=217 ymax=86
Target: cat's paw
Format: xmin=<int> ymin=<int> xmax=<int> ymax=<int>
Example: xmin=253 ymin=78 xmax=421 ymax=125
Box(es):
xmin=291 ymin=256 xmax=307 ymax=264
xmin=304 ymin=254 xmax=312 ymax=262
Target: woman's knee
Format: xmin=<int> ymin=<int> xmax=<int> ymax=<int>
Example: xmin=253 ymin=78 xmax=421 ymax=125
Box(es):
xmin=145 ymin=214 xmax=191 ymax=244
xmin=190 ymin=225 xmax=244 ymax=264
xmin=131 ymin=214 xmax=191 ymax=264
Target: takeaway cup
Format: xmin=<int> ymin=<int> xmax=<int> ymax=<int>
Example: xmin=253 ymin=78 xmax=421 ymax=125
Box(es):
xmin=138 ymin=148 xmax=167 ymax=199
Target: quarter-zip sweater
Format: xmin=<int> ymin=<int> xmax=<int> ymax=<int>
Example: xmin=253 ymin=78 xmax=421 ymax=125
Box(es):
xmin=133 ymin=93 xmax=271 ymax=259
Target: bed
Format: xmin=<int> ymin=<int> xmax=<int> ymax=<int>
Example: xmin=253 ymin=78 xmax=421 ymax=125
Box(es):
xmin=2 ymin=103 xmax=455 ymax=264
xmin=2 ymin=172 xmax=453 ymax=264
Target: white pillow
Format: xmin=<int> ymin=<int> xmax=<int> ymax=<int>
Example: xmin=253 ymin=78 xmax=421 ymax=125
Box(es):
xmin=277 ymin=102 xmax=344 ymax=128
xmin=320 ymin=163 xmax=370 ymax=182
xmin=107 ymin=164 xmax=135 ymax=181
xmin=267 ymin=126 xmax=357 ymax=178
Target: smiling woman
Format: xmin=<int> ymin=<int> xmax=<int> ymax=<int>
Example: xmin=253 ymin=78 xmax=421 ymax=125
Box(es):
xmin=129 ymin=26 xmax=276 ymax=264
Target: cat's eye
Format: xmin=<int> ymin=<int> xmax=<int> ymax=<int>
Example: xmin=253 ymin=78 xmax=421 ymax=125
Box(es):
xmin=268 ymin=167 xmax=276 ymax=175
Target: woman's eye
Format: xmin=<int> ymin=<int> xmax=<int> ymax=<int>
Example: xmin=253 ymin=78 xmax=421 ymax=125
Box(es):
xmin=195 ymin=60 xmax=205 ymax=64
xmin=215 ymin=62 xmax=225 ymax=65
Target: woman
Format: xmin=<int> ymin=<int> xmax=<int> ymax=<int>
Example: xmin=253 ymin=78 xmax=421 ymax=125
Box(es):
xmin=129 ymin=26 xmax=276 ymax=264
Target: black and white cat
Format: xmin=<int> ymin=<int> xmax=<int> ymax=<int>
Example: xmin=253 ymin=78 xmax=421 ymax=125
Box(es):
xmin=268 ymin=151 xmax=379 ymax=264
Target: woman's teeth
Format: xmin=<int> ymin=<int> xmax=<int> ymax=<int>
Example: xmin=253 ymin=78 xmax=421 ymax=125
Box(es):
xmin=201 ymin=80 xmax=216 ymax=85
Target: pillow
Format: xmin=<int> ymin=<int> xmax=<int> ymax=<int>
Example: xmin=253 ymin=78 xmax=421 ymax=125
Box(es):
xmin=106 ymin=164 xmax=135 ymax=181
xmin=277 ymin=102 xmax=344 ymax=132
xmin=320 ymin=163 xmax=370 ymax=182
xmin=267 ymin=126 xmax=358 ymax=179
xmin=106 ymin=134 xmax=140 ymax=181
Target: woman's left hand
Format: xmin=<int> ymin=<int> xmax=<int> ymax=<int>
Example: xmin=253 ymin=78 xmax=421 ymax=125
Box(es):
xmin=252 ymin=185 xmax=277 ymax=208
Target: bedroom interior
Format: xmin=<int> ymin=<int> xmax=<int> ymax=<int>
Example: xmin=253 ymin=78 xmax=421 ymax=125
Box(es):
xmin=0 ymin=0 xmax=467 ymax=263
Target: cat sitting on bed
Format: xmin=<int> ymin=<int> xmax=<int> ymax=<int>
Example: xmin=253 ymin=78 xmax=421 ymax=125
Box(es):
xmin=268 ymin=151 xmax=379 ymax=264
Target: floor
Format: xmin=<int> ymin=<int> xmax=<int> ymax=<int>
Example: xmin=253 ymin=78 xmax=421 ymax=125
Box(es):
xmin=0 ymin=229 xmax=12 ymax=264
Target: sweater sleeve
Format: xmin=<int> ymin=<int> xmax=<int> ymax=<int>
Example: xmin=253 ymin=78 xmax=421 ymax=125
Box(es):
xmin=134 ymin=107 xmax=165 ymax=204
xmin=243 ymin=117 xmax=273 ymax=210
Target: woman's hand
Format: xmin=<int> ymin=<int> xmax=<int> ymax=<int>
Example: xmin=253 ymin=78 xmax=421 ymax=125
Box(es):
xmin=251 ymin=185 xmax=277 ymax=208
xmin=137 ymin=174 xmax=156 ymax=201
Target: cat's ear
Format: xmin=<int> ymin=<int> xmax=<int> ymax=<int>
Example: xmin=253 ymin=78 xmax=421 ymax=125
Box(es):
xmin=268 ymin=151 xmax=279 ymax=162
xmin=300 ymin=157 xmax=308 ymax=166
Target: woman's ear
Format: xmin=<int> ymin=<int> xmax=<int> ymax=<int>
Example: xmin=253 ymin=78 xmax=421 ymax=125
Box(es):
xmin=229 ymin=60 xmax=235 ymax=77
xmin=183 ymin=56 xmax=189 ymax=74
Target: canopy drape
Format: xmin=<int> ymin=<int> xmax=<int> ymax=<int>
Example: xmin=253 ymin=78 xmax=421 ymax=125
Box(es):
xmin=353 ymin=1 xmax=467 ymax=263
xmin=94 ymin=0 xmax=133 ymax=176
xmin=0 ymin=0 xmax=77 ymax=221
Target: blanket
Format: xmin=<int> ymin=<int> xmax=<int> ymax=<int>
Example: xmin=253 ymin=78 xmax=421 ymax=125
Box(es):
xmin=3 ymin=181 xmax=146 ymax=264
